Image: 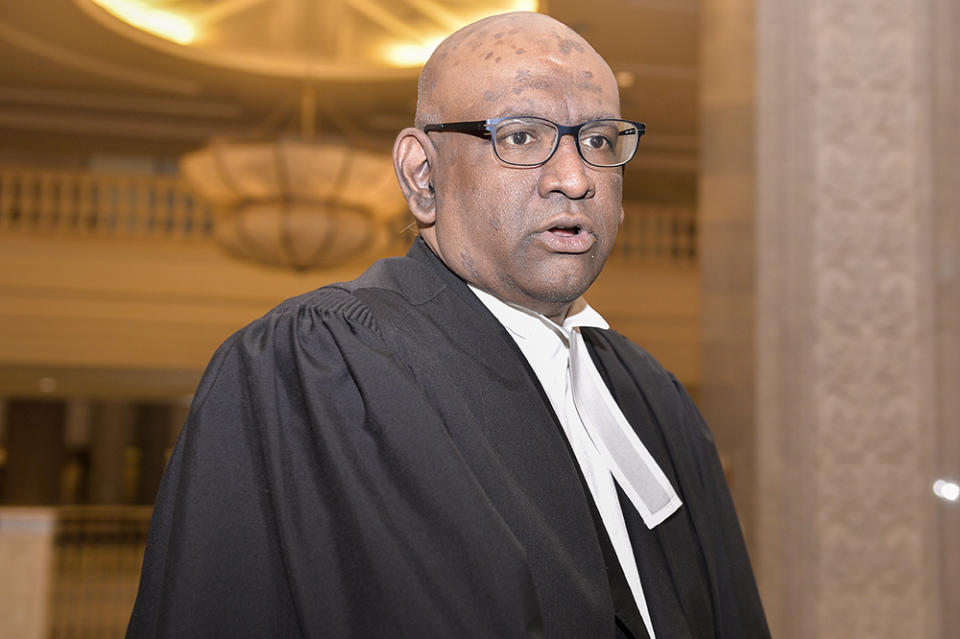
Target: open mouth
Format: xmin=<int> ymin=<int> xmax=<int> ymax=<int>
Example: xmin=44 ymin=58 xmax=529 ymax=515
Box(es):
xmin=539 ymin=223 xmax=593 ymax=253
xmin=549 ymin=224 xmax=583 ymax=236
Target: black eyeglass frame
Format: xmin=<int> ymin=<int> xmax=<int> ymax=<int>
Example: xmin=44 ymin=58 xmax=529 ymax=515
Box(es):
xmin=422 ymin=116 xmax=646 ymax=168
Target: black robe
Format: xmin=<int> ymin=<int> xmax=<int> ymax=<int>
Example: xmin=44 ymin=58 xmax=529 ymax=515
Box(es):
xmin=127 ymin=238 xmax=769 ymax=639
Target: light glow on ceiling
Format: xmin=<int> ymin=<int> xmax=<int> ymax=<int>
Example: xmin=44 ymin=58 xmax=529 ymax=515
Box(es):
xmin=82 ymin=0 xmax=541 ymax=74
xmin=384 ymin=35 xmax=447 ymax=68
xmin=91 ymin=0 xmax=196 ymax=45
xmin=383 ymin=0 xmax=540 ymax=68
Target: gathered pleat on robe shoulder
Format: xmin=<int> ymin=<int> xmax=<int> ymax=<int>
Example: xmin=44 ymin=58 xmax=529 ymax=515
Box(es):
xmin=126 ymin=238 xmax=769 ymax=639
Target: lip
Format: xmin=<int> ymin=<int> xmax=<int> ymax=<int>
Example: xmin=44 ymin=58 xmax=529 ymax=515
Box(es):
xmin=534 ymin=215 xmax=595 ymax=254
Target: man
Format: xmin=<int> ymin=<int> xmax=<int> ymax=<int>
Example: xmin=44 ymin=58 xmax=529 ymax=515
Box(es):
xmin=127 ymin=11 xmax=769 ymax=639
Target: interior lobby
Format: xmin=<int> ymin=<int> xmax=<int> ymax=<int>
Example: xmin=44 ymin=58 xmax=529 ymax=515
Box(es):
xmin=0 ymin=0 xmax=957 ymax=637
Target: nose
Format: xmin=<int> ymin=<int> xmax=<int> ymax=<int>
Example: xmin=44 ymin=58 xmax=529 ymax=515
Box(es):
xmin=537 ymin=134 xmax=594 ymax=200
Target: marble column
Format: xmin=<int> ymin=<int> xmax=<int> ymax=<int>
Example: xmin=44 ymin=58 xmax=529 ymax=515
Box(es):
xmin=931 ymin=0 xmax=960 ymax=631
xmin=701 ymin=0 xmax=957 ymax=637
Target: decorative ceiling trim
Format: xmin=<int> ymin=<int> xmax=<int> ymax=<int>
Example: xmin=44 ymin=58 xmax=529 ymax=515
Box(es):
xmin=0 ymin=110 xmax=238 ymax=141
xmin=0 ymin=20 xmax=198 ymax=95
xmin=0 ymin=86 xmax=242 ymax=119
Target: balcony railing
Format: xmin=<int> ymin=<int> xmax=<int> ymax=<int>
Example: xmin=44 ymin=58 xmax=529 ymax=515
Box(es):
xmin=49 ymin=506 xmax=151 ymax=639
xmin=616 ymin=202 xmax=697 ymax=265
xmin=0 ymin=506 xmax=151 ymax=639
xmin=0 ymin=168 xmax=213 ymax=239
xmin=0 ymin=166 xmax=696 ymax=265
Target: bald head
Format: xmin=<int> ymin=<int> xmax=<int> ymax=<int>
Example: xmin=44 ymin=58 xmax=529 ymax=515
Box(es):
xmin=415 ymin=12 xmax=619 ymax=127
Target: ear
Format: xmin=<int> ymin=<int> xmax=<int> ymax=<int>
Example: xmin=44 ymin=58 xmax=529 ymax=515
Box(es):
xmin=393 ymin=127 xmax=437 ymax=226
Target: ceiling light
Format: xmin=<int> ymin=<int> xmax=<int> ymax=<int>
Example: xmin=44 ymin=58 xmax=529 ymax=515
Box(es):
xmin=38 ymin=377 xmax=57 ymax=393
xmin=933 ymin=479 xmax=959 ymax=502
xmin=616 ymin=71 xmax=636 ymax=89
xmin=508 ymin=0 xmax=538 ymax=11
xmin=384 ymin=35 xmax=447 ymax=68
xmin=91 ymin=0 xmax=195 ymax=45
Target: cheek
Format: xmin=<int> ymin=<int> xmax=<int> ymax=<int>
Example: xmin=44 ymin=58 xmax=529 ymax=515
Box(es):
xmin=597 ymin=176 xmax=624 ymax=230
xmin=462 ymin=174 xmax=530 ymax=236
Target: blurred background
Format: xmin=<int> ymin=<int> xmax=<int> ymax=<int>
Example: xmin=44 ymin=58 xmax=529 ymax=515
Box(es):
xmin=0 ymin=1 xmax=956 ymax=638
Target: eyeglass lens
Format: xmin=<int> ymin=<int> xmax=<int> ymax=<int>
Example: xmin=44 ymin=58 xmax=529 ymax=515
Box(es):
xmin=492 ymin=117 xmax=640 ymax=167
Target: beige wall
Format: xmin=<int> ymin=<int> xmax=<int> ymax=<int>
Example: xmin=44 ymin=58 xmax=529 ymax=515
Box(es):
xmin=0 ymin=226 xmax=702 ymax=397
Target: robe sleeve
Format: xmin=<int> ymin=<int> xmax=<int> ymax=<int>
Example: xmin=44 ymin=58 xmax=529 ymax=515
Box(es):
xmin=126 ymin=289 xmax=545 ymax=639
xmin=667 ymin=377 xmax=771 ymax=638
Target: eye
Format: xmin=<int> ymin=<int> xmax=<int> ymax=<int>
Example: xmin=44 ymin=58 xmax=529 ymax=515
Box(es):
xmin=498 ymin=129 xmax=537 ymax=147
xmin=582 ymin=133 xmax=612 ymax=150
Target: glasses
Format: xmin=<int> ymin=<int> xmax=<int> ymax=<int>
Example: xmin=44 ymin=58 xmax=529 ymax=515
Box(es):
xmin=422 ymin=116 xmax=645 ymax=168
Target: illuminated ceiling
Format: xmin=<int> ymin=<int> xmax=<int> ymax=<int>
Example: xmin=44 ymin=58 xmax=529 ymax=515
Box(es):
xmin=78 ymin=0 xmax=539 ymax=78
xmin=0 ymin=0 xmax=699 ymax=198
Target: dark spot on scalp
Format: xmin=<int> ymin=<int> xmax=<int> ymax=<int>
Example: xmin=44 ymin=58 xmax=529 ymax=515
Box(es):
xmin=557 ymin=38 xmax=585 ymax=55
xmin=484 ymin=51 xmax=493 ymax=60
xmin=483 ymin=89 xmax=502 ymax=102
xmin=511 ymin=68 xmax=557 ymax=96
xmin=576 ymin=71 xmax=603 ymax=94
xmin=494 ymin=32 xmax=504 ymax=39
xmin=495 ymin=56 xmax=501 ymax=62
xmin=515 ymin=48 xmax=525 ymax=55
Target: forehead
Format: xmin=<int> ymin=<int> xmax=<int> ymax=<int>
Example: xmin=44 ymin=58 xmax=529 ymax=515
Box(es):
xmin=428 ymin=17 xmax=619 ymax=122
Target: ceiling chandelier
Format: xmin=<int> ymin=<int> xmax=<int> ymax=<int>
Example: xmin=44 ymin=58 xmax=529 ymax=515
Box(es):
xmin=181 ymin=141 xmax=405 ymax=270
xmin=180 ymin=89 xmax=407 ymax=270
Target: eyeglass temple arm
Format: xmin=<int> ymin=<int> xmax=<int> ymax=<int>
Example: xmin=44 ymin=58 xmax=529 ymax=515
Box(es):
xmin=422 ymin=121 xmax=491 ymax=138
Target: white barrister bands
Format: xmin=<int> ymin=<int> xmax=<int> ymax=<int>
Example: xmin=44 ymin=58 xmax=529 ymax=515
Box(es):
xmin=568 ymin=329 xmax=682 ymax=529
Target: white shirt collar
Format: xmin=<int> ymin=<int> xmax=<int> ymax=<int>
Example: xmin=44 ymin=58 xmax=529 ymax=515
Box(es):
xmin=468 ymin=285 xmax=608 ymax=342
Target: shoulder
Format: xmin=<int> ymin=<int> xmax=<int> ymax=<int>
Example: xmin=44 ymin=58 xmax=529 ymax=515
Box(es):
xmin=266 ymin=284 xmax=379 ymax=332
xmin=192 ymin=261 xmax=417 ymax=404
xmin=235 ymin=251 xmax=435 ymax=344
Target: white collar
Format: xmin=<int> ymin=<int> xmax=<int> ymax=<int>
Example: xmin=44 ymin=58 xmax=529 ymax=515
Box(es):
xmin=468 ymin=285 xmax=608 ymax=342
